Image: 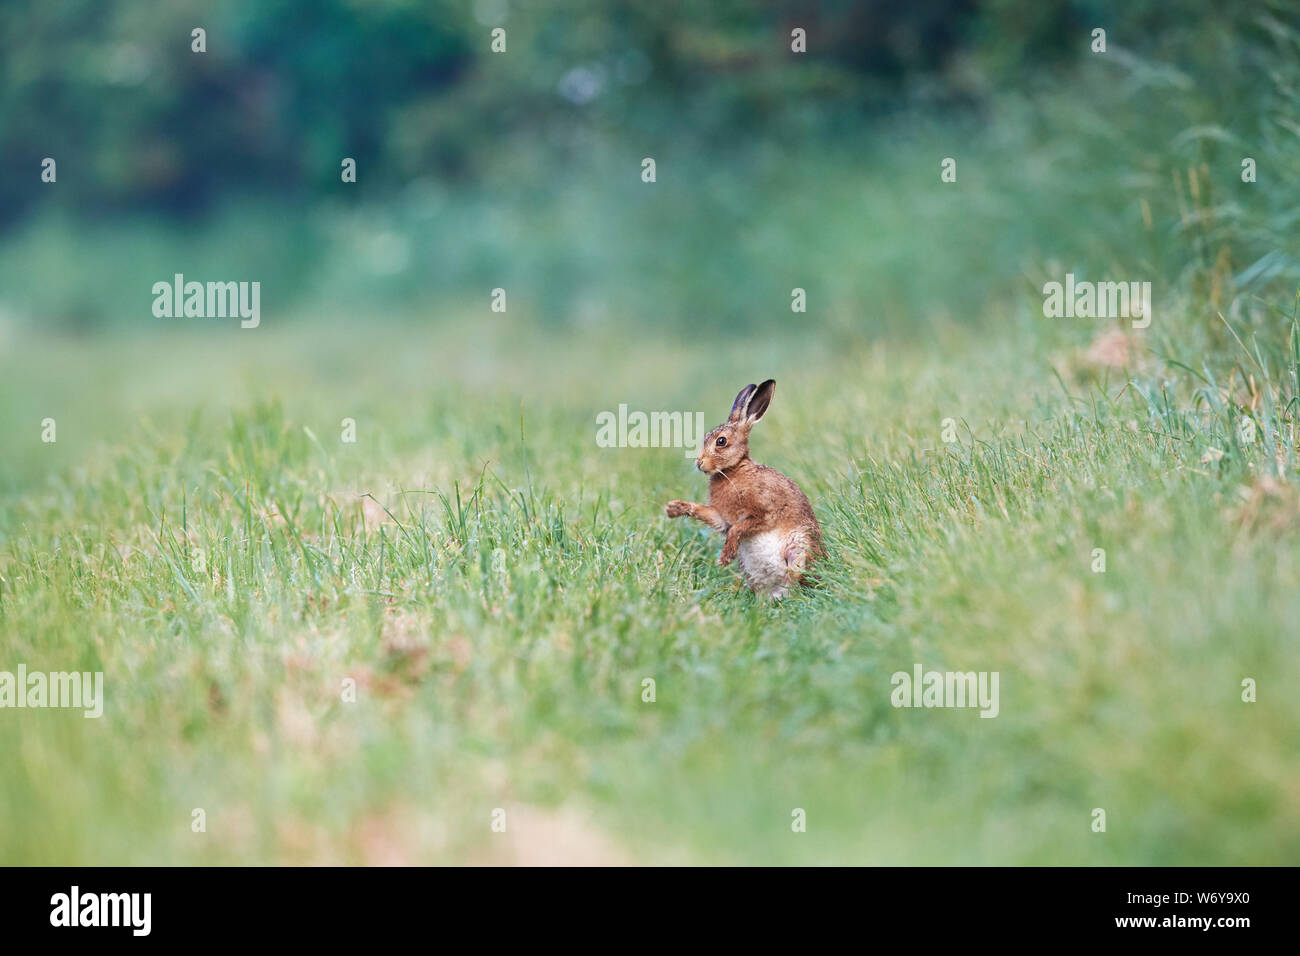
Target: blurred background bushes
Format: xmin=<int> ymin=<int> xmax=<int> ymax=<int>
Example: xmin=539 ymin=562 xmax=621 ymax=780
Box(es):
xmin=0 ymin=0 xmax=1295 ymax=332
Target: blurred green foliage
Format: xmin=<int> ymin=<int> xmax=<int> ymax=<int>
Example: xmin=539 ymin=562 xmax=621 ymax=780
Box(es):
xmin=1 ymin=0 xmax=1264 ymax=217
xmin=0 ymin=0 xmax=1296 ymax=332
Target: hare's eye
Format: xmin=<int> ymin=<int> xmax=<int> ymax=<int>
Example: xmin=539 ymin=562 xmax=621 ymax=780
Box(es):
xmin=715 ymin=436 xmax=727 ymax=447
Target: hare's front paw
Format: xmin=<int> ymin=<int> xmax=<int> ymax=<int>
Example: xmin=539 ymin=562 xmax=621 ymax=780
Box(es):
xmin=719 ymin=542 xmax=738 ymax=565
xmin=665 ymin=500 xmax=693 ymax=518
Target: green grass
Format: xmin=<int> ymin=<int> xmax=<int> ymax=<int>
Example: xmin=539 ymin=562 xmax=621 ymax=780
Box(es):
xmin=1 ymin=304 xmax=1298 ymax=864
xmin=4 ymin=13 xmax=1300 ymax=862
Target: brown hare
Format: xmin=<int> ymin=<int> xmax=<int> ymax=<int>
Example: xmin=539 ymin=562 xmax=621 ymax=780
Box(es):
xmin=665 ymin=379 xmax=824 ymax=598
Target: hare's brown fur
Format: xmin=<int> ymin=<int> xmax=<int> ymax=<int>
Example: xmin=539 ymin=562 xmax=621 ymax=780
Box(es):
xmin=665 ymin=380 xmax=824 ymax=597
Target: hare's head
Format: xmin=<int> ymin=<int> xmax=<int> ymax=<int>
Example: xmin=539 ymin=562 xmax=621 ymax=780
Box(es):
xmin=696 ymin=379 xmax=775 ymax=474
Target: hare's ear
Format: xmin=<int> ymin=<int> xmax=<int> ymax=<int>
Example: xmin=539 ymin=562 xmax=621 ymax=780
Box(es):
xmin=745 ymin=379 xmax=776 ymax=423
xmin=729 ymin=384 xmax=757 ymax=422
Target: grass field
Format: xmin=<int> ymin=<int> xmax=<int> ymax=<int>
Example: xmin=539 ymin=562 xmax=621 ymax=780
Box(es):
xmin=3 ymin=9 xmax=1300 ymax=863
xmin=2 ymin=295 xmax=1298 ymax=864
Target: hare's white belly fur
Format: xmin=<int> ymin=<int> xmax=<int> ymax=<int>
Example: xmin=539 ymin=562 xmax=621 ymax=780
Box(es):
xmin=737 ymin=530 xmax=796 ymax=597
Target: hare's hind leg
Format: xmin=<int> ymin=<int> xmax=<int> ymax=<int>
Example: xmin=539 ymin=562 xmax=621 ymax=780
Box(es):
xmin=742 ymin=532 xmax=818 ymax=600
xmin=780 ymin=535 xmax=820 ymax=591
